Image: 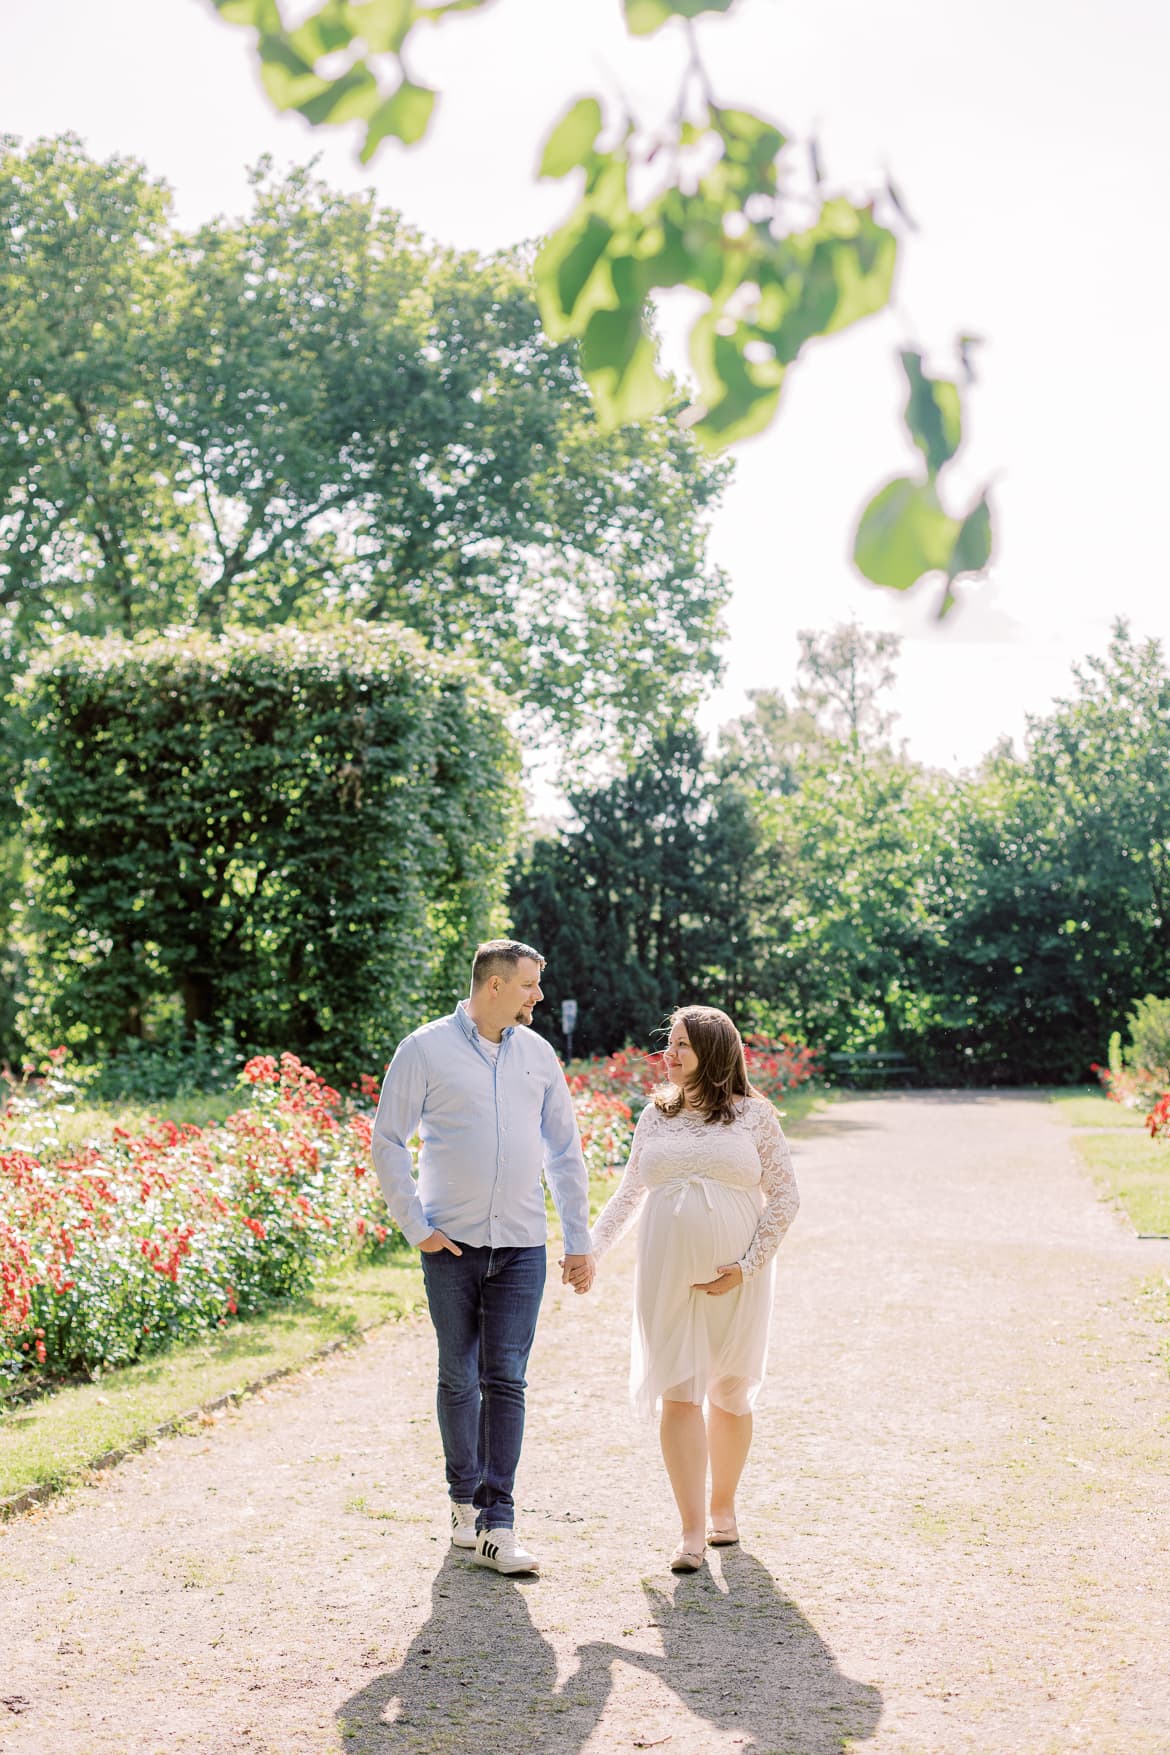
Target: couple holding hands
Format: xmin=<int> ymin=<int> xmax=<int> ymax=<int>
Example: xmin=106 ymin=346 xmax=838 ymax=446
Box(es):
xmin=372 ymin=939 xmax=800 ymax=1578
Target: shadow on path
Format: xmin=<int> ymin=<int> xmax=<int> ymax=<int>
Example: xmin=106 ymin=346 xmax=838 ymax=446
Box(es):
xmin=567 ymin=1546 xmax=882 ymax=1755
xmin=337 ymin=1547 xmax=881 ymax=1755
xmin=336 ymin=1550 xmax=608 ymax=1754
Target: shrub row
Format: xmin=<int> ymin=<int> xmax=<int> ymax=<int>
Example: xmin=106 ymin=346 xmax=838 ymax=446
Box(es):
xmin=15 ymin=624 xmax=521 ymax=1080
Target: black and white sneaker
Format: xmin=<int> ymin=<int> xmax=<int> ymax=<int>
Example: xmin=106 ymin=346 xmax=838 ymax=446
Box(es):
xmin=450 ymin=1501 xmax=478 ymax=1550
xmin=473 ymin=1527 xmax=540 ymax=1576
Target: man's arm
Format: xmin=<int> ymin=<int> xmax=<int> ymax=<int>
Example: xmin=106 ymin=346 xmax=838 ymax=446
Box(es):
xmin=371 ymin=1037 xmax=437 ymax=1247
xmin=541 ymin=1063 xmax=595 ymax=1292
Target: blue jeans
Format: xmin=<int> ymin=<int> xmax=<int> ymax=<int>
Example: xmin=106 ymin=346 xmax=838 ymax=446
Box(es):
xmin=420 ymin=1243 xmax=547 ymax=1532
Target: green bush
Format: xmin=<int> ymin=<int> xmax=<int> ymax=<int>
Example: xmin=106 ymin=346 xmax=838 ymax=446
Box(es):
xmin=1123 ymin=995 xmax=1170 ymax=1089
xmin=77 ymin=1023 xmax=245 ymax=1103
xmin=1124 ymin=995 xmax=1170 ymax=1073
xmin=16 ymin=624 xmax=520 ymax=1080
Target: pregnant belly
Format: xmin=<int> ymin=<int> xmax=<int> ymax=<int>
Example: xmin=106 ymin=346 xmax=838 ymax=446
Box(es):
xmin=643 ymin=1179 xmax=759 ymax=1277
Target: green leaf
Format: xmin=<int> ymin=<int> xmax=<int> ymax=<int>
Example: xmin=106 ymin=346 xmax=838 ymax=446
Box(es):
xmin=900 ymin=350 xmax=962 ymax=477
xmin=535 ymin=212 xmax=615 ymax=335
xmin=343 ymin=0 xmax=415 ymax=55
xmin=288 ymin=3 xmax=357 ymax=61
xmin=624 ymin=0 xmax=738 ymax=35
xmin=423 ymin=0 xmax=493 ymax=15
xmin=713 ymin=107 xmax=785 ymax=169
xmin=534 ymin=155 xmax=629 ymax=334
xmin=948 ymin=491 xmax=992 ymax=579
xmin=212 ymin=0 xmax=282 ymax=26
xmin=539 ymin=98 xmax=604 ymax=179
xmin=823 ymin=224 xmax=897 ymax=334
xmin=258 ymin=38 xmax=328 ymax=110
xmin=688 ymin=309 xmax=784 ymax=446
xmin=360 ymin=80 xmax=436 ymax=155
xmin=853 ymin=476 xmax=960 ymax=592
xmin=298 ymin=64 xmax=381 ymax=127
xmin=579 ymin=306 xmax=668 ymax=427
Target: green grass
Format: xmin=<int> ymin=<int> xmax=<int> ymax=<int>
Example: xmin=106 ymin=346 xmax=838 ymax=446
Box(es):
xmin=0 ymin=1251 xmax=424 ymax=1503
xmin=1072 ymin=1133 xmax=1170 ymax=1235
xmin=1048 ymin=1088 xmax=1146 ymax=1131
xmin=1050 ymin=1087 xmax=1170 ymax=1235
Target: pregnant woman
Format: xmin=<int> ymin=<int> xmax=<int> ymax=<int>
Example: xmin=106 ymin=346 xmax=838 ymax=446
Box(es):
xmin=590 ymin=1005 xmax=800 ymax=1572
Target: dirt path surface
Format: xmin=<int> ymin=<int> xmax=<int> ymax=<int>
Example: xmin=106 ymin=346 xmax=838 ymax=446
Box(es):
xmin=3 ymin=1093 xmax=1170 ymax=1755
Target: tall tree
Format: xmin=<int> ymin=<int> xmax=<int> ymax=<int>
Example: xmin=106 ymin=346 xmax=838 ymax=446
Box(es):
xmin=0 ymin=138 xmax=730 ymax=763
xmin=752 ymin=750 xmax=951 ymax=1056
xmin=509 ymin=729 xmax=761 ymax=1056
xmin=793 ymin=625 xmax=901 ymax=752
xmin=716 ymin=687 xmax=821 ymax=798
xmin=718 ymin=621 xmax=901 ymax=803
xmin=1025 ymin=620 xmax=1170 ymax=1007
xmin=0 ymin=135 xmax=183 ymax=650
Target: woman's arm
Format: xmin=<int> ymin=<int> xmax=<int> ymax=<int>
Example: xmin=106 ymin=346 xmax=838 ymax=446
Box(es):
xmin=589 ymin=1111 xmax=651 ymax=1260
xmin=737 ymin=1101 xmax=800 ymax=1278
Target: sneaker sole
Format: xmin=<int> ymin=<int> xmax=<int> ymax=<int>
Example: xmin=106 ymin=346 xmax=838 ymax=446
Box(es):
xmin=473 ymin=1552 xmax=540 ymax=1576
xmin=450 ymin=1532 xmax=478 ymax=1550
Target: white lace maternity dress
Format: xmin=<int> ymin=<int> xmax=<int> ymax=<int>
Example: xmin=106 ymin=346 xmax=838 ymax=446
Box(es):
xmin=590 ymin=1096 xmax=800 ymax=1419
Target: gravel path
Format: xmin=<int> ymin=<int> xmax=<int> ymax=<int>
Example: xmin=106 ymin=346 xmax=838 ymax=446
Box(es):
xmin=2 ymin=1093 xmax=1170 ymax=1755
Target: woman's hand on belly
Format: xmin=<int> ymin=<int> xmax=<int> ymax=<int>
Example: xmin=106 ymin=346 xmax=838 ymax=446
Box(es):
xmin=692 ymin=1262 xmax=744 ymax=1296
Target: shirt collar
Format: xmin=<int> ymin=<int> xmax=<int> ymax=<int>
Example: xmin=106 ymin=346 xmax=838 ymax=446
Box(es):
xmin=455 ymin=1000 xmax=512 ymax=1044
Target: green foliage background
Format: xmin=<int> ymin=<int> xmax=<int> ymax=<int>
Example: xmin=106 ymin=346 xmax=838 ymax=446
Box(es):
xmin=512 ymin=623 xmax=1170 ymax=1083
xmin=0 ymin=125 xmax=1158 ymax=1090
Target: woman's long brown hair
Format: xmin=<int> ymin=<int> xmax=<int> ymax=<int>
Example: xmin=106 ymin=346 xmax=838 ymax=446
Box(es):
xmin=653 ymin=1005 xmax=759 ymax=1125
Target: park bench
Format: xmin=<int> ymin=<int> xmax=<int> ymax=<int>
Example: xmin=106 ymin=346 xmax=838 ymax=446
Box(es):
xmin=827 ymin=1050 xmax=917 ymax=1088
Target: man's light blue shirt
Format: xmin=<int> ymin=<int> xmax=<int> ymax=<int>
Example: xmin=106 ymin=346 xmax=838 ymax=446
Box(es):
xmin=372 ymin=1002 xmax=592 ymax=1255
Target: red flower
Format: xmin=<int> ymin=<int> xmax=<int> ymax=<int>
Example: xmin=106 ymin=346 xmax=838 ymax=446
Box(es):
xmin=242 ymin=1055 xmax=279 ymax=1085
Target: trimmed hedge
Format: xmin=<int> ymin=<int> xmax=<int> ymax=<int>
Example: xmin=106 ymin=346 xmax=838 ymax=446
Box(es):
xmin=16 ymin=624 xmax=520 ymax=1077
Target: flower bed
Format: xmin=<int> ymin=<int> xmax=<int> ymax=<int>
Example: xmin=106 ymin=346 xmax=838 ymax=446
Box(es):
xmin=1146 ymin=1092 xmax=1170 ymax=1141
xmin=2 ymin=1030 xmax=820 ymax=1385
xmin=1 ymin=1054 xmax=390 ymax=1385
xmin=1090 ymin=1057 xmax=1170 ymax=1143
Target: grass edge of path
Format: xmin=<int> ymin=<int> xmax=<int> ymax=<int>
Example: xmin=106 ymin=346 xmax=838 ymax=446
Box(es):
xmin=1050 ymin=1088 xmax=1170 ymax=1379
xmin=1049 ymin=1086 xmax=1170 ymax=1236
xmin=0 ymin=1252 xmax=426 ymax=1512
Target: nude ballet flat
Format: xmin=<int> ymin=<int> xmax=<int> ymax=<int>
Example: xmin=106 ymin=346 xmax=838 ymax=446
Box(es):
xmin=706 ymin=1521 xmax=739 ymax=1547
xmin=669 ymin=1545 xmax=705 ymax=1573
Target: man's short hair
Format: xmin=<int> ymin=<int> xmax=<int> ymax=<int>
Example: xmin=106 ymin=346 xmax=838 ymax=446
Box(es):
xmin=471 ymin=938 xmax=545 ymax=989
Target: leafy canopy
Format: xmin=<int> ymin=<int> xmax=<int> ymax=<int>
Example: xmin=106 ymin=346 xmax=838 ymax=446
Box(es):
xmin=509 ymin=727 xmax=761 ymax=1058
xmin=0 ymin=137 xmax=730 ymax=765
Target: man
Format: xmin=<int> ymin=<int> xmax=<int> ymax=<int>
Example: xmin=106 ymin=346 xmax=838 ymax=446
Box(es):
xmin=372 ymin=938 xmax=595 ymax=1578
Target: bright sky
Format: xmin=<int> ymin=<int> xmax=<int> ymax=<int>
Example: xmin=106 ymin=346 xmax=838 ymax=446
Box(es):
xmin=4 ymin=0 xmax=1168 ymax=771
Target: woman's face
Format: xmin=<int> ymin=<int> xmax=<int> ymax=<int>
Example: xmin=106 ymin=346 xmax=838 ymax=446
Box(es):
xmin=663 ymin=1019 xmax=700 ymax=1088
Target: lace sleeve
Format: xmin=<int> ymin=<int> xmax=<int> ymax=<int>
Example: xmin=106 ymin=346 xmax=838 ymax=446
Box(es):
xmin=589 ymin=1110 xmax=651 ymax=1260
xmin=738 ymin=1100 xmax=800 ymax=1278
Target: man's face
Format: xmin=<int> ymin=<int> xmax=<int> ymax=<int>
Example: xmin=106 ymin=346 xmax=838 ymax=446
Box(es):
xmin=494 ymin=957 xmax=544 ymax=1028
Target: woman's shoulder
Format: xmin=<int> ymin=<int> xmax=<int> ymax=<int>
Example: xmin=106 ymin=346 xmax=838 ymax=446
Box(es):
xmin=741 ymin=1093 xmax=783 ymax=1125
